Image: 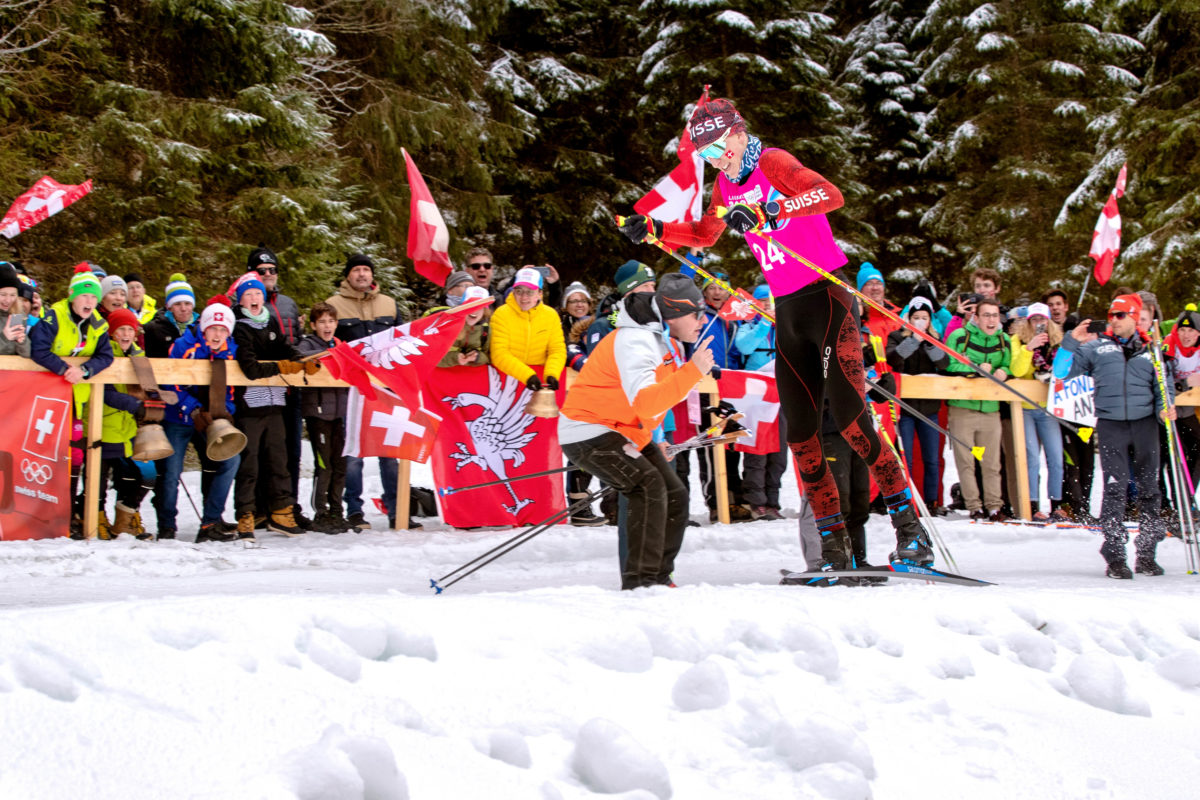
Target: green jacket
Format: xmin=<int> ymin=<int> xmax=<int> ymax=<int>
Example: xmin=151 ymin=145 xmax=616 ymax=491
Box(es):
xmin=945 ymin=322 xmax=1011 ymax=413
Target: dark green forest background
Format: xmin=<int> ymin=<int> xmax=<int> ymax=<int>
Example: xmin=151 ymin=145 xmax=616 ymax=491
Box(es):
xmin=1 ymin=0 xmax=1196 ymax=314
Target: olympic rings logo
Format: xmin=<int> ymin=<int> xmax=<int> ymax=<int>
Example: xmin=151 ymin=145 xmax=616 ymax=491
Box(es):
xmin=21 ymin=458 xmax=53 ymax=485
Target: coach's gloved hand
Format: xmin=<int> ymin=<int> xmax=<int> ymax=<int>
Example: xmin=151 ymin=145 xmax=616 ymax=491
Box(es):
xmin=276 ymin=360 xmax=305 ymax=375
xmin=867 ymin=372 xmax=897 ymax=403
xmin=619 ymin=215 xmax=662 ymax=244
xmin=525 ymin=375 xmax=543 ymax=392
xmin=545 ymin=375 xmax=559 ymax=391
xmin=192 ymin=410 xmax=213 ymax=433
xmin=723 ymin=202 xmax=772 ymax=234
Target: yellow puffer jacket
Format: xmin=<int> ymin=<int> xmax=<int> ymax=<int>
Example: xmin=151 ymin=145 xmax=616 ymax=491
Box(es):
xmin=489 ymin=293 xmax=567 ymax=384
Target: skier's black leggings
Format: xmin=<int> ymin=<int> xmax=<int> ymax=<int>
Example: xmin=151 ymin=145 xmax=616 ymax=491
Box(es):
xmin=774 ymin=279 xmax=908 ymax=527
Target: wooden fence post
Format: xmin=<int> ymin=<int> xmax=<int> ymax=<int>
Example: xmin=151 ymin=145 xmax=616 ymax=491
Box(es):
xmin=395 ymin=459 xmax=411 ymax=530
xmin=710 ymin=391 xmax=730 ymax=524
xmin=84 ymin=390 xmax=104 ymax=538
xmin=1010 ymin=401 xmax=1032 ymax=520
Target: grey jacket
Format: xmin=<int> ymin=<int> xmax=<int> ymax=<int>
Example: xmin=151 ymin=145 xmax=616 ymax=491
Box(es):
xmin=296 ymin=334 xmax=348 ymax=421
xmin=1062 ymin=332 xmax=1173 ymax=421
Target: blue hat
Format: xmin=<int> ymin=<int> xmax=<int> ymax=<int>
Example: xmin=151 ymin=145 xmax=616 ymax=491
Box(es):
xmin=236 ymin=276 xmax=267 ymax=303
xmin=614 ymin=260 xmax=655 ymax=295
xmin=856 ymin=262 xmax=884 ymax=291
xmin=164 ymin=273 xmax=195 ymax=308
xmin=752 ymin=284 xmax=772 ymax=301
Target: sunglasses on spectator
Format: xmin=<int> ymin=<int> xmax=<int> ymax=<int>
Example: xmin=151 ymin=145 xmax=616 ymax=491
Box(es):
xmin=256 ymin=266 xmax=278 ymax=275
xmin=468 ymin=262 xmax=492 ymax=270
xmin=1108 ymin=311 xmax=1130 ymax=320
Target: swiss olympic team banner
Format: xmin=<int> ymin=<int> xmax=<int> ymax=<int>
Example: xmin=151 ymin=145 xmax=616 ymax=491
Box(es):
xmin=1049 ymin=374 xmax=1097 ymax=427
xmin=0 ymin=372 xmax=73 ymax=540
xmin=424 ymin=366 xmax=566 ymax=528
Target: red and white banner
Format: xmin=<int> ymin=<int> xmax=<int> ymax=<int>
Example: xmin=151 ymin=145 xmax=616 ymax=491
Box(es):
xmin=634 ymin=88 xmax=709 ymax=224
xmin=716 ymin=368 xmax=781 ymax=455
xmin=324 ymin=310 xmax=467 ymax=403
xmin=404 ymin=148 xmax=454 ymax=286
xmin=344 ymin=386 xmax=441 ymax=463
xmin=718 ymin=289 xmax=765 ymax=322
xmin=424 ymin=366 xmax=566 ymax=528
xmin=0 ymin=373 xmax=73 ymax=539
xmin=1089 ymin=162 xmax=1127 ymax=286
xmin=2 ymin=176 xmax=93 ymax=239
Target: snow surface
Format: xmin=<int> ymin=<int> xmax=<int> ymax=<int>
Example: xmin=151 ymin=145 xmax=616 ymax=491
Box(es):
xmin=2 ymin=447 xmax=1200 ymax=799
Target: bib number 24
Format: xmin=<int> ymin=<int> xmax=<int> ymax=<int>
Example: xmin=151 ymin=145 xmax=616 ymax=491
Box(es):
xmin=750 ymin=239 xmax=786 ymax=271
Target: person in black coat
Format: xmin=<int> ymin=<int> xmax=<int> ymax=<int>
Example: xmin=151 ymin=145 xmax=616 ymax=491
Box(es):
xmin=886 ymin=296 xmax=948 ymax=510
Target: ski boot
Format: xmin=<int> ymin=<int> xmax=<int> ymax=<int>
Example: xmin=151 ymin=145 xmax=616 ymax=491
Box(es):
xmin=885 ymin=491 xmax=934 ymax=566
xmin=1105 ymin=559 xmax=1133 ymax=579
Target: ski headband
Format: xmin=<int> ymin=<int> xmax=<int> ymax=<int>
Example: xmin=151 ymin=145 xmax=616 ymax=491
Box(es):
xmin=688 ymin=99 xmax=745 ymax=149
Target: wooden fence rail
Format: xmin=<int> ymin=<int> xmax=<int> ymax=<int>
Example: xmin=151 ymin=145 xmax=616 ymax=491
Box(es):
xmin=3 ymin=356 xmax=1195 ymax=534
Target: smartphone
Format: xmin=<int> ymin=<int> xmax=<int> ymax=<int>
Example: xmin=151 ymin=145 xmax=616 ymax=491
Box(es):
xmin=1087 ymin=319 xmax=1107 ymax=334
xmin=7 ymin=313 xmax=26 ymax=329
xmin=534 ymin=265 xmax=552 ymax=279
xmin=1035 ymin=323 xmax=1047 ymax=334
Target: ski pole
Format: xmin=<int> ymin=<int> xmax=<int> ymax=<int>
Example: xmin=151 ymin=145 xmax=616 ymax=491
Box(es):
xmin=178 ymin=476 xmax=202 ymax=520
xmin=864 ymin=377 xmax=984 ymax=461
xmin=437 ymin=465 xmax=576 ymax=497
xmin=879 ymin=417 xmax=958 ymax=571
xmin=1149 ymin=324 xmax=1199 ymax=573
xmin=431 ymin=486 xmax=613 ymax=593
xmin=703 ymin=206 xmax=1091 ymax=439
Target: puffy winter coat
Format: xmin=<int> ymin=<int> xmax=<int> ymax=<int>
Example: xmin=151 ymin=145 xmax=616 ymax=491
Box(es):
xmin=232 ymin=307 xmax=300 ymax=415
xmin=165 ymin=327 xmax=238 ymax=426
xmin=885 ymin=328 xmax=947 ymax=418
xmin=266 ymin=288 xmax=303 ymax=346
xmin=296 ymin=334 xmax=349 ymax=420
xmin=143 ymin=310 xmax=199 ymax=358
xmin=944 ymin=322 xmax=1010 ymax=413
xmin=698 ymin=307 xmax=742 ymax=370
xmin=733 ymin=316 xmax=776 ymax=371
xmin=1061 ymin=332 xmax=1171 ymax=421
xmin=559 ymin=292 xmax=703 ymax=449
xmin=488 ymin=293 xmax=566 ymax=385
xmin=325 ymin=280 xmax=398 ymax=344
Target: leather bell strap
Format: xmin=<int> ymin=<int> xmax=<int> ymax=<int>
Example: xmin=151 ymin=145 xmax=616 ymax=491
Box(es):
xmin=129 ymin=355 xmax=177 ymax=423
xmin=208 ymin=359 xmax=233 ymax=421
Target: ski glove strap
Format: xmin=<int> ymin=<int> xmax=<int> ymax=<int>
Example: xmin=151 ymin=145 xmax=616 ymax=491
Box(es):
xmin=723 ymin=202 xmax=775 ymax=234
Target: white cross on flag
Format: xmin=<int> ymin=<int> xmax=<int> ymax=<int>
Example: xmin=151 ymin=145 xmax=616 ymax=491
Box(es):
xmin=1088 ymin=162 xmax=1127 ymax=286
xmin=634 ymin=88 xmax=709 ymax=224
xmin=716 ymin=368 xmax=781 ymax=455
xmin=2 ymin=176 xmax=93 ymax=239
xmin=404 ymin=148 xmax=453 ymax=286
xmin=344 ymin=386 xmax=442 ymax=463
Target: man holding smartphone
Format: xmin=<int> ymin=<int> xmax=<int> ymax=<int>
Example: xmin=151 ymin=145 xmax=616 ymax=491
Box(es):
xmin=1063 ymin=293 xmax=1176 ymax=578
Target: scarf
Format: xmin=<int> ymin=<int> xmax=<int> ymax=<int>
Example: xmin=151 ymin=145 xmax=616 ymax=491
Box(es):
xmin=734 ymin=135 xmax=763 ymax=184
xmin=243 ymin=306 xmax=270 ymax=325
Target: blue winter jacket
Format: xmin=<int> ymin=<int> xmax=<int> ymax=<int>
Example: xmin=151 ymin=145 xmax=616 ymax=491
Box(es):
xmin=698 ymin=308 xmax=742 ymax=370
xmin=733 ymin=317 xmax=776 ymax=371
xmin=1061 ymin=331 xmax=1172 ymax=421
xmin=165 ymin=327 xmax=238 ymax=426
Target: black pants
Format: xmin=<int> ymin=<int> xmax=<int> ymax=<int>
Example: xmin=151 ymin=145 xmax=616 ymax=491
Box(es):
xmin=101 ymin=456 xmax=153 ymax=509
xmin=774 ymin=281 xmax=908 ymax=528
xmin=562 ymin=432 xmax=688 ymax=589
xmin=1096 ymin=416 xmax=1165 ymax=561
xmin=306 ymin=417 xmax=346 ymax=515
xmin=1061 ymin=426 xmax=1095 ymax=515
xmin=823 ymin=431 xmax=870 ymax=562
xmin=257 ymin=389 xmax=303 ymax=515
xmin=743 ymin=415 xmax=788 ymax=508
xmin=235 ymin=411 xmax=294 ymax=516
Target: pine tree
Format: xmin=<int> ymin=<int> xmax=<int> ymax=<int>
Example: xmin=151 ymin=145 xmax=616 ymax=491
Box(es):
xmin=838 ymin=0 xmax=945 ymax=293
xmin=1058 ymin=0 xmax=1200 ymax=311
xmin=912 ymin=0 xmax=1143 ymax=301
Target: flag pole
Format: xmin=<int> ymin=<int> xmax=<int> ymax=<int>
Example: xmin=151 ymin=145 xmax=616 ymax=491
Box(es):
xmin=1077 ymin=271 xmax=1091 ymax=311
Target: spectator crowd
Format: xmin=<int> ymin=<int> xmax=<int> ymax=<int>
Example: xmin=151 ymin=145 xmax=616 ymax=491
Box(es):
xmin=0 ymin=253 xmax=1194 ymax=577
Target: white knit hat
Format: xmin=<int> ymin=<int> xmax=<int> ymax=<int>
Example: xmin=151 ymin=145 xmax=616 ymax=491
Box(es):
xmin=200 ymin=297 xmax=235 ymax=334
xmin=100 ymin=275 xmax=127 ymax=297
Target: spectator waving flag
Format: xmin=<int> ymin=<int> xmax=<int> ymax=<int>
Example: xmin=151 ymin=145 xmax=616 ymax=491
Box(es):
xmin=403 ymin=148 xmax=454 ymax=286
xmin=345 ymin=386 xmax=441 ymax=463
xmin=2 ymin=176 xmax=93 ymax=239
xmin=633 ymin=87 xmax=709 ymax=224
xmin=1089 ymin=163 xmax=1127 ymax=286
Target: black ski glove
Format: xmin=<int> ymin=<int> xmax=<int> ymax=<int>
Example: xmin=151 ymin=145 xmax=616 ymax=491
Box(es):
xmin=866 ymin=372 xmax=897 ymax=403
xmin=723 ymin=202 xmax=771 ymax=234
xmin=545 ymin=375 xmax=559 ymax=391
xmin=525 ymin=375 xmax=543 ymax=392
xmin=619 ymin=215 xmax=662 ymax=244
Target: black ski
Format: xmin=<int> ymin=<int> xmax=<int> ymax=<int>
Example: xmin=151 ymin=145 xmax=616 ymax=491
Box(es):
xmin=779 ymin=564 xmax=995 ymax=587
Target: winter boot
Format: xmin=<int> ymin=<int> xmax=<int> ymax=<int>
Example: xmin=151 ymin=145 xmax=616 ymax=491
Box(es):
xmin=268 ymin=507 xmax=305 ymax=537
xmin=156 ymin=529 xmax=176 ymax=540
xmin=236 ymin=512 xmax=257 ymax=540
xmin=751 ymin=505 xmax=785 ymax=521
xmin=311 ymin=511 xmax=343 ymax=535
xmin=196 ymin=522 xmax=236 ymax=543
xmin=568 ymin=492 xmax=607 ymax=527
xmin=131 ymin=511 xmax=152 ymax=541
xmin=1133 ymin=529 xmax=1166 ymax=575
xmin=1134 ymin=557 xmax=1164 ymax=576
xmin=885 ymin=490 xmax=933 ymax=566
xmin=293 ymin=505 xmax=313 ymax=531
xmin=1106 ymin=560 xmax=1133 ymax=579
xmin=109 ymin=504 xmax=136 ymax=538
xmin=95 ymin=510 xmax=114 ymax=540
xmin=346 ymin=512 xmax=371 ymax=532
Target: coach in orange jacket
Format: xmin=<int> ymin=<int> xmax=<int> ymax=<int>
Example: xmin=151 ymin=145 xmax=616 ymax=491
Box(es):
xmin=559 ymin=274 xmax=715 ymax=589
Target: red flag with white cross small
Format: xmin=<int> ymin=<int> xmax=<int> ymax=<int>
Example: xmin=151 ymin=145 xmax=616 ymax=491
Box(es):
xmin=344 ymin=387 xmax=441 ymax=463
xmin=404 ymin=148 xmax=454 ymax=287
xmin=2 ymin=176 xmax=93 ymax=239
xmin=715 ymin=368 xmax=781 ymax=455
xmin=1089 ymin=162 xmax=1126 ymax=286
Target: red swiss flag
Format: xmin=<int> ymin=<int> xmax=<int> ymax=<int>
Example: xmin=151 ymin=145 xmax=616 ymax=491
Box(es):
xmin=716 ymin=368 xmax=781 ymax=455
xmin=2 ymin=176 xmax=93 ymax=239
xmin=344 ymin=386 xmax=441 ymax=463
xmin=404 ymin=149 xmax=454 ymax=286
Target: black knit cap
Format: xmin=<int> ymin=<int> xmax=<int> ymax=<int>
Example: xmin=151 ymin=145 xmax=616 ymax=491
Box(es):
xmin=247 ymin=246 xmax=279 ymax=271
xmin=0 ymin=262 xmax=20 ymax=291
xmin=656 ymin=273 xmax=704 ymax=320
xmin=122 ymin=273 xmax=144 ymax=286
xmin=344 ymin=253 xmax=374 ymax=278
